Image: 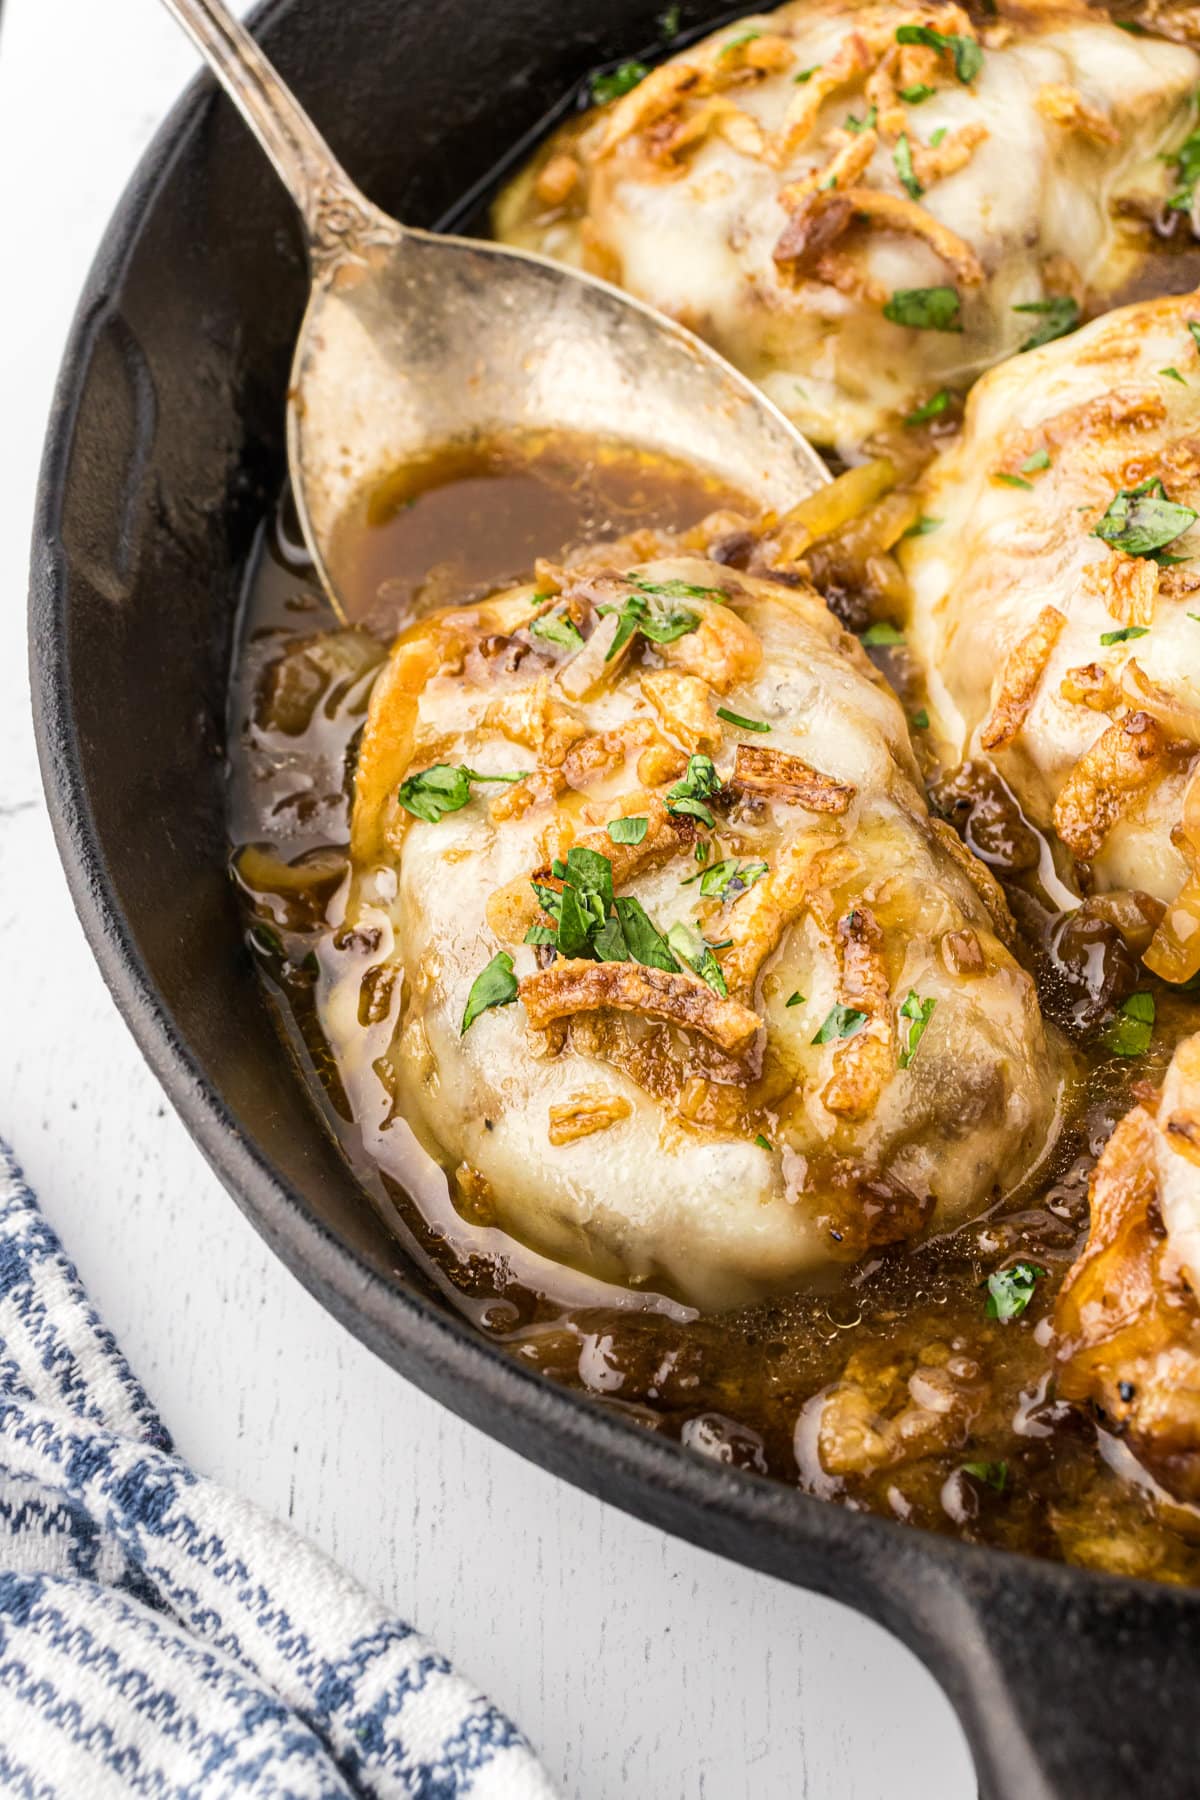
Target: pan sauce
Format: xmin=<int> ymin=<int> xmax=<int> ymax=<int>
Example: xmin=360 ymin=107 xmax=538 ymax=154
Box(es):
xmin=228 ymin=432 xmax=1200 ymax=1582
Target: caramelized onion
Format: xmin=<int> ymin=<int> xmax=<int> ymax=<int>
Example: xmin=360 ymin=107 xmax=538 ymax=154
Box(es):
xmin=1121 ymin=661 xmax=1200 ymax=749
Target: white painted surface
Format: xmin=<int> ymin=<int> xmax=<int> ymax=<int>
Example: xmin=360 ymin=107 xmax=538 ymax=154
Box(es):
xmin=0 ymin=3 xmax=976 ymax=1794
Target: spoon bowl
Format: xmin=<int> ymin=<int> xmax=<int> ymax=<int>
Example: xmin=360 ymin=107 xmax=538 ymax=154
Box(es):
xmin=161 ymin=0 xmax=830 ymax=616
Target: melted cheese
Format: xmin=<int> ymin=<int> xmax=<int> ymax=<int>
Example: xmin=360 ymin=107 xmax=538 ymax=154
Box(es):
xmin=321 ymin=555 xmax=1066 ymax=1310
xmin=905 ymin=290 xmax=1200 ymax=902
xmin=494 ymin=0 xmax=1199 ymax=453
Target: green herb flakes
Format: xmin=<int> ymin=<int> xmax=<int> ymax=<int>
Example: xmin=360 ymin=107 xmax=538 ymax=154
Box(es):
xmin=962 ymin=1460 xmax=1009 ymax=1492
xmin=884 ymin=285 xmax=962 ymax=332
xmin=786 ymin=992 xmax=805 ymax=1008
xmin=1161 ymin=366 xmax=1188 ymax=385
xmin=1099 ymin=625 xmax=1150 ymax=646
xmin=845 ymin=104 xmax=878 ymax=133
xmin=398 ymin=763 xmax=528 ymax=823
xmin=1166 ymin=124 xmax=1200 ymax=217
xmin=910 ymin=708 xmax=930 ymax=730
xmin=903 ymin=515 xmax=942 ymax=539
xmin=529 ymin=607 xmax=584 ymax=652
xmin=1093 ymin=476 xmax=1197 ymax=560
xmin=613 ymin=896 xmax=679 ymax=972
xmin=894 ymin=133 xmax=922 ymax=199
xmin=658 ymin=2 xmax=681 ymax=37
xmin=687 ymin=857 xmax=768 ymax=902
xmin=1013 ymin=295 xmax=1080 ymax=352
xmin=898 ymin=990 xmax=937 ymax=1067
xmin=1104 ymin=990 xmax=1155 ymax=1058
xmin=753 ymin=1133 xmax=773 ymax=1152
xmin=794 ymin=64 xmax=821 ymax=83
xmin=461 ymin=951 xmax=518 ymax=1034
xmin=905 ymin=388 xmax=952 ymax=427
xmin=929 ymin=126 xmax=947 ymax=147
xmin=995 ymin=472 xmax=1033 ymax=491
xmin=1021 ymin=448 xmax=1052 ymax=474
xmin=984 ymin=1261 xmax=1045 ymax=1322
xmin=599 ymin=592 xmax=700 ymax=661
xmin=894 ymin=23 xmax=982 ymax=82
xmin=859 ymin=620 xmax=906 ymax=646
xmin=666 ymin=920 xmax=728 ymax=996
xmin=716 ymin=706 xmax=770 ymax=732
xmin=812 ymin=1004 xmax=868 ymax=1045
xmin=721 ymin=29 xmax=760 ymax=55
xmin=1190 ymin=321 xmax=1200 ymax=356
xmin=591 ymin=61 xmax=649 ymax=105
xmin=898 ymin=82 xmax=935 ymax=103
xmin=607 ymin=816 xmax=649 ymax=846
xmin=666 ymin=754 xmax=722 ymax=829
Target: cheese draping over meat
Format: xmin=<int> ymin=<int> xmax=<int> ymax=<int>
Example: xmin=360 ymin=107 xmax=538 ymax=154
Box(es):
xmin=320 ymin=552 xmax=1066 ymax=1310
xmin=494 ymin=0 xmax=1199 ymax=452
xmin=905 ymin=291 xmax=1200 ymax=909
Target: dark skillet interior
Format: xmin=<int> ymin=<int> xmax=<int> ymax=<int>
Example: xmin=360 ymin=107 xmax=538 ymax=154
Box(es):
xmin=29 ymin=2 xmax=1200 ymax=1794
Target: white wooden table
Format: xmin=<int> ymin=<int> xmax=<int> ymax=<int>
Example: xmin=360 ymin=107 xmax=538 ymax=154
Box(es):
xmin=0 ymin=4 xmax=977 ymax=1793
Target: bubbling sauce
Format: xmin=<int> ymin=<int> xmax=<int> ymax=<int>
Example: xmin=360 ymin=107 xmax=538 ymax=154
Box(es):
xmin=228 ymin=432 xmax=1200 ymax=1583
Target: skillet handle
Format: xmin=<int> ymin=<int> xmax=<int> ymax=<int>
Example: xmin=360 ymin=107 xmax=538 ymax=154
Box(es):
xmin=899 ymin=1547 xmax=1200 ymax=1800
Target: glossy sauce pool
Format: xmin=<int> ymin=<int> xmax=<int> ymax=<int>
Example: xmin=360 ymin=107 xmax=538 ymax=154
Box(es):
xmin=227 ymin=431 xmax=1200 ymax=1582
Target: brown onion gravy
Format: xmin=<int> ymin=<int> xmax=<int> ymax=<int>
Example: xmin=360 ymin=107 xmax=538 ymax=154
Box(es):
xmin=227 ymin=435 xmax=1200 ymax=1583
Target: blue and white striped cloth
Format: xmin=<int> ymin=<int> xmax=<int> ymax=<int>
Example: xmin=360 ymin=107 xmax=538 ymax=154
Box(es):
xmin=0 ymin=1138 xmax=555 ymax=1799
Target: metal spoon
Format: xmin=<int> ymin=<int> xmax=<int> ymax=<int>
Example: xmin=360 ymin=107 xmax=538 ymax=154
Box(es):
xmin=160 ymin=0 xmax=829 ymax=618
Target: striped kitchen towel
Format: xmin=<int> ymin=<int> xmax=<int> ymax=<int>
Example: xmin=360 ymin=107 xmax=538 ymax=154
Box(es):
xmin=0 ymin=1138 xmax=556 ymax=1799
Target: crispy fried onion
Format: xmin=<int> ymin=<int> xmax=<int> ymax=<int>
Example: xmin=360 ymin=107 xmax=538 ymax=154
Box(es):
xmin=998 ymin=391 xmax=1165 ymax=477
xmin=777 ymin=130 xmax=878 ymax=210
xmin=1162 ymin=1033 xmax=1200 ymax=1173
xmin=484 ymin=675 xmax=587 ymax=763
xmin=820 ymin=906 xmax=894 ymax=1120
xmin=639 ymin=670 xmax=722 ymax=752
xmin=1036 ymin=82 xmax=1120 ymax=146
xmin=1145 ymin=766 xmax=1200 ymax=982
xmin=1060 ymin=662 xmax=1120 ymax=713
xmin=978 ymin=605 xmax=1066 ymax=753
xmin=1082 ymin=550 xmax=1159 ymax=629
xmin=485 ymin=797 xmax=692 ymax=943
xmin=733 ymin=743 xmax=856 ymax=813
xmin=591 ymin=62 xmax=707 ymax=158
xmin=1053 ymin=710 xmax=1177 ymax=861
xmin=770 ymin=30 xmax=877 ymax=165
xmin=649 ymin=96 xmax=767 ymax=164
xmin=1121 ymin=662 xmax=1200 ymax=748
xmin=721 ymin=838 xmax=858 ymax=998
xmin=927 ymin=818 xmax=1018 ymax=947
xmin=774 ymin=188 xmax=983 ymax=287
xmin=547 ymin=1088 xmax=633 ymax=1146
xmin=910 ymin=121 xmax=987 ymax=186
xmin=520 ymin=958 xmax=761 ymax=1054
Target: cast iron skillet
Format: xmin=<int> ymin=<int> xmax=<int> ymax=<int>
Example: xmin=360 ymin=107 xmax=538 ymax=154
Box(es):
xmin=29 ymin=2 xmax=1200 ymax=1792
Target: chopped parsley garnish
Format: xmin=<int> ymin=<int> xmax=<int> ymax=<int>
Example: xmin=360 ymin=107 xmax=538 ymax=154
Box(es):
xmin=1021 ymin=448 xmax=1052 ymax=474
xmin=1099 ymin=625 xmax=1150 ymax=646
xmin=898 ymin=990 xmax=937 ymax=1067
xmin=1104 ymin=990 xmax=1155 ymax=1057
xmin=894 ymin=23 xmax=983 ymax=83
xmin=786 ymin=992 xmax=805 ymax=1008
xmin=529 ymin=607 xmax=584 ymax=652
xmin=859 ymin=620 xmax=906 ymax=645
xmin=894 ymin=134 xmax=922 ymax=199
xmin=812 ymin=1004 xmax=868 ymax=1045
xmin=614 ymin=896 xmax=679 ymax=971
xmin=694 ymin=839 xmax=711 ymax=865
xmin=599 ymin=592 xmax=701 ymax=660
xmin=795 ymin=64 xmax=821 ymax=83
xmin=899 ymin=82 xmax=935 ymax=103
xmin=884 ymin=285 xmax=962 ymax=332
xmin=904 ymin=515 xmax=942 ymax=538
xmin=904 ymin=388 xmax=952 ymax=427
xmin=721 ymin=29 xmax=760 ymax=55
xmin=1092 ymin=476 xmax=1197 ymax=560
xmin=1013 ymin=295 xmax=1080 ymax=352
xmin=667 ymin=920 xmax=728 ymax=996
xmin=1190 ymin=321 xmax=1200 ymax=355
xmin=607 ymin=816 xmax=649 ymax=846
xmin=962 ymin=1460 xmax=1008 ymax=1492
xmin=753 ymin=1133 xmax=774 ymax=1152
xmin=910 ymin=708 xmax=930 ymax=730
xmin=685 ymin=857 xmax=768 ymax=902
xmin=591 ymin=61 xmax=649 ymax=104
xmin=929 ymin=126 xmax=947 ymax=148
xmin=658 ymin=2 xmax=681 ymax=37
xmin=628 ymin=575 xmax=727 ymax=602
xmin=984 ymin=1261 xmax=1045 ymax=1321
xmin=996 ymin=472 xmax=1033 ymax=491
xmin=1115 ymin=17 xmax=1149 ymax=30
xmin=716 ymin=706 xmax=770 ymax=732
xmin=398 ymin=763 xmax=528 ymax=823
xmin=461 ymin=951 xmax=518 ymax=1034
xmin=845 ymin=105 xmax=878 ymax=133
xmin=666 ymin=754 xmax=723 ymax=829
xmin=1161 ymin=366 xmax=1188 ymax=385
xmin=1166 ymin=123 xmax=1200 ymax=216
